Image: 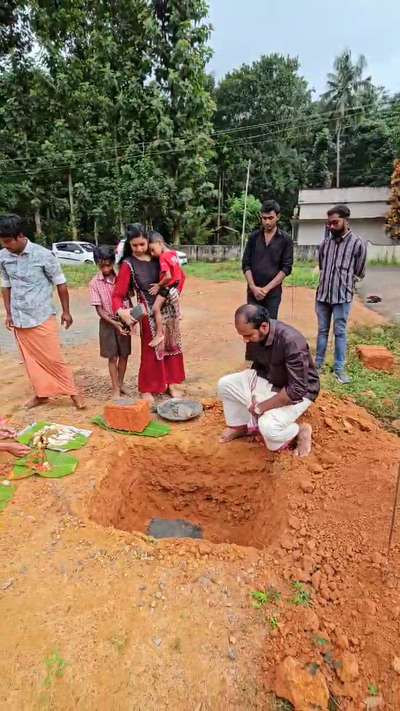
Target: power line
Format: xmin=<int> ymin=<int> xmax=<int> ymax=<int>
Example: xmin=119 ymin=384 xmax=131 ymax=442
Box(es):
xmin=1 ymin=107 xmax=399 ymax=180
xmin=0 ymin=94 xmax=399 ymax=169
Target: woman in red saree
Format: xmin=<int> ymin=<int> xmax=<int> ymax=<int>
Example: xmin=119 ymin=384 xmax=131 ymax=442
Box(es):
xmin=112 ymin=224 xmax=185 ymax=403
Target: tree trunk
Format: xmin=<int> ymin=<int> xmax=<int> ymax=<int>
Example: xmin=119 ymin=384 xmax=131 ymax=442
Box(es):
xmin=216 ymin=173 xmax=222 ymax=245
xmin=172 ymin=222 xmax=181 ymax=246
xmin=94 ymin=218 xmax=99 ymax=246
xmin=68 ymin=169 xmax=78 ymax=240
xmin=336 ymin=122 xmax=342 ymax=189
xmin=34 ymin=205 xmax=42 ymax=237
xmin=114 ymin=133 xmax=125 ymax=237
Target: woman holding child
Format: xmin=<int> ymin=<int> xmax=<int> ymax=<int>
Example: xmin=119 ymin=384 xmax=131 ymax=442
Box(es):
xmin=112 ymin=223 xmax=185 ymax=403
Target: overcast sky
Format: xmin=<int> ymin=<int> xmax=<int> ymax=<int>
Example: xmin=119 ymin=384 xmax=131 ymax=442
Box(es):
xmin=208 ymin=0 xmax=400 ymax=97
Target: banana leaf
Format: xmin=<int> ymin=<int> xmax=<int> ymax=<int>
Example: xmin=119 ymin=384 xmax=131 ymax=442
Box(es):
xmin=91 ymin=415 xmax=170 ymax=437
xmin=18 ymin=422 xmax=91 ymax=451
xmin=13 ymin=450 xmax=78 ymax=479
xmin=0 ymin=482 xmax=16 ymax=511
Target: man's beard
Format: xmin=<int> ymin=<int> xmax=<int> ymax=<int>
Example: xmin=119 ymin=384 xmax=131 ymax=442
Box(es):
xmin=330 ymin=227 xmax=345 ymax=238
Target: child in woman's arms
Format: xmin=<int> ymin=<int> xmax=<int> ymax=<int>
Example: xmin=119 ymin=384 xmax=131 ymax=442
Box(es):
xmin=147 ymin=231 xmax=185 ymax=348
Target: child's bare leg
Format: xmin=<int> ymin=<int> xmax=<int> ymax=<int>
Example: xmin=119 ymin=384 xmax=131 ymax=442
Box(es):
xmin=108 ymin=357 xmax=121 ymax=398
xmin=118 ymin=356 xmax=129 ymax=394
xmin=149 ymin=295 xmax=166 ymax=348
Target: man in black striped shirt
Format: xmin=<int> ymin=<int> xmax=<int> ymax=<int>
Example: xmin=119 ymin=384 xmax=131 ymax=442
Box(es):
xmin=316 ymin=204 xmax=367 ymax=384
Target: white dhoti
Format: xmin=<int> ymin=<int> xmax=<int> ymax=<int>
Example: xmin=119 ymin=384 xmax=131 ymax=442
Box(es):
xmin=217 ymin=369 xmax=312 ymax=451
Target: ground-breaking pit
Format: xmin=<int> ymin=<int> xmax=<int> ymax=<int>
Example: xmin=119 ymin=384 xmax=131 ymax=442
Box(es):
xmin=88 ymin=441 xmax=287 ymax=548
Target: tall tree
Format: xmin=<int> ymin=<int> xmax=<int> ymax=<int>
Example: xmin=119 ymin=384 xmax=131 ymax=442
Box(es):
xmin=322 ymin=49 xmax=371 ymax=188
xmin=214 ymin=54 xmax=313 ymax=227
xmin=151 ymin=0 xmax=215 ymax=244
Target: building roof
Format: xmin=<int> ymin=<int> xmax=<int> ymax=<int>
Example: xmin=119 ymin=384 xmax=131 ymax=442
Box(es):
xmin=298 ymin=186 xmax=389 ymax=221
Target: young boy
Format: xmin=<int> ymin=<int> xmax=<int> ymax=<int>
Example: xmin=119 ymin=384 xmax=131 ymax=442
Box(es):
xmin=147 ymin=231 xmax=185 ymax=348
xmin=89 ymin=246 xmax=132 ymax=398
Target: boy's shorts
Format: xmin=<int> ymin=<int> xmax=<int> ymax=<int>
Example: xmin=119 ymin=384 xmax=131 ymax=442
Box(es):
xmin=99 ymin=319 xmax=131 ymax=359
xmin=159 ymin=282 xmax=179 ymax=299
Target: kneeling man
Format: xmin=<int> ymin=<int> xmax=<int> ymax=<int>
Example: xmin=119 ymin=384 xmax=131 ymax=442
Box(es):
xmin=218 ymin=304 xmax=320 ymax=456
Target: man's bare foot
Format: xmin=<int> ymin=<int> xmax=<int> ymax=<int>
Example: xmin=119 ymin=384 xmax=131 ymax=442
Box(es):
xmin=149 ymin=333 xmax=165 ymax=348
xmin=141 ymin=392 xmax=155 ymax=405
xmin=71 ymin=395 xmax=86 ymax=410
xmin=120 ymin=385 xmax=129 ymax=395
xmin=168 ymin=385 xmax=182 ymax=398
xmin=112 ymin=389 xmax=121 ymax=400
xmin=294 ymin=424 xmax=312 ymax=457
xmin=25 ymin=396 xmax=48 ymax=409
xmin=219 ymin=426 xmax=248 ymax=443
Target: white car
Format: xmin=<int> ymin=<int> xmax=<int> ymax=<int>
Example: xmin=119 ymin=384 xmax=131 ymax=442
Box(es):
xmin=52 ymin=241 xmax=96 ymax=265
xmin=115 ymin=239 xmax=188 ymax=266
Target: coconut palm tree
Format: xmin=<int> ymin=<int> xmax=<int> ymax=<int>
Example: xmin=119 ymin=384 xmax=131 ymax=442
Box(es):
xmin=322 ymin=50 xmax=371 ymax=187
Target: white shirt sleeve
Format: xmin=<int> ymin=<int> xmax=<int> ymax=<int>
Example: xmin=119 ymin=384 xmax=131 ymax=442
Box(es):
xmin=0 ymin=260 xmax=11 ymax=288
xmin=43 ymin=252 xmax=67 ymax=286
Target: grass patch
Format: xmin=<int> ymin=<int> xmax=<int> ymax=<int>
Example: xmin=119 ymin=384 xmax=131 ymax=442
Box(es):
xmin=43 ymin=650 xmax=68 ymax=689
xmin=290 ymin=581 xmax=312 ymax=607
xmin=64 ymin=263 xmax=97 ymax=287
xmin=63 ymin=259 xmax=318 ymax=288
xmin=322 ymin=324 xmax=400 ymax=426
xmin=186 ymin=260 xmax=318 ymax=287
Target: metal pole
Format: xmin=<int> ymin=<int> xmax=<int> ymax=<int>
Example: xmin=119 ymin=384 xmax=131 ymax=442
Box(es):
xmin=240 ymin=159 xmax=251 ymax=260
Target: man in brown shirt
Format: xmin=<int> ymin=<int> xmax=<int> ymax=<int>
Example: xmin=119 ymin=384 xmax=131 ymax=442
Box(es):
xmin=218 ymin=304 xmax=320 ymax=456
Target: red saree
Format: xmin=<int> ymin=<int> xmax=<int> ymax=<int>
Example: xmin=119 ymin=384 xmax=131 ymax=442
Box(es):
xmin=113 ymin=258 xmax=185 ymax=395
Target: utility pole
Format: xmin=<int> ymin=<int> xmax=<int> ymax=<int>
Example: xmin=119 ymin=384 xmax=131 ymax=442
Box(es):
xmin=240 ymin=159 xmax=251 ymax=259
xmin=216 ymin=174 xmax=222 ymax=245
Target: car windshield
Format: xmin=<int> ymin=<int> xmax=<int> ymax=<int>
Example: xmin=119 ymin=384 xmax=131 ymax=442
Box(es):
xmin=82 ymin=244 xmax=94 ymax=252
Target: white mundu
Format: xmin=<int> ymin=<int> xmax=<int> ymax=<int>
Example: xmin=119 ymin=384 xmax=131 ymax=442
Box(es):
xmin=218 ymin=369 xmax=312 ymax=451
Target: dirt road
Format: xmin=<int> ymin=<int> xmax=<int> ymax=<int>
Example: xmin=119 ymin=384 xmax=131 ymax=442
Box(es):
xmin=1 ymin=278 xmax=399 ymax=711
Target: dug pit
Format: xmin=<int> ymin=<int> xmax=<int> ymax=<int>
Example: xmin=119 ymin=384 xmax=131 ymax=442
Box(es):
xmin=89 ymin=440 xmax=286 ymax=548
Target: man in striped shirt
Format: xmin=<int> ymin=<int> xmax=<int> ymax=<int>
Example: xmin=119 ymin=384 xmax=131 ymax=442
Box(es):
xmin=315 ymin=204 xmax=367 ymax=384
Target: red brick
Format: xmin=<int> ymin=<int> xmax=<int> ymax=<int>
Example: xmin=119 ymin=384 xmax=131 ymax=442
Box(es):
xmin=356 ymin=345 xmax=395 ymax=372
xmin=104 ymin=399 xmax=151 ymax=432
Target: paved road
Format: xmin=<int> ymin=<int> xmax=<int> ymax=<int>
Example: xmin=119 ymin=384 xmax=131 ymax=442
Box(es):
xmin=358 ymin=266 xmax=400 ymax=322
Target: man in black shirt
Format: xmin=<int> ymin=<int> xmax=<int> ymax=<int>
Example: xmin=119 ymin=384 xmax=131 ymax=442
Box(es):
xmin=218 ymin=304 xmax=320 ymax=457
xmin=242 ymin=200 xmax=293 ymax=318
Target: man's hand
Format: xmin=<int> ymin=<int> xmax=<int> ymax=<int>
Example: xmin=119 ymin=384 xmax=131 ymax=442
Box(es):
xmin=149 ymin=283 xmax=160 ymax=296
xmin=61 ymin=311 xmax=73 ymax=329
xmin=5 ymin=315 xmax=14 ymax=330
xmin=1 ymin=442 xmax=31 ymax=458
xmin=251 ymin=285 xmax=265 ymax=301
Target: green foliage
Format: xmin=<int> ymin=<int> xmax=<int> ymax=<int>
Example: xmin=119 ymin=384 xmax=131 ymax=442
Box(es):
xmin=227 ymin=193 xmax=261 ymax=235
xmin=368 ymin=684 xmax=379 ymax=697
xmin=268 ymin=615 xmax=280 ymax=631
xmin=290 ymin=581 xmax=312 ymax=607
xmin=251 ymin=587 xmax=281 ymax=609
xmin=43 ymin=650 xmax=68 ymax=689
xmin=0 ymin=482 xmax=16 ymax=512
xmin=185 ymin=260 xmax=318 ymax=287
xmin=0 ymin=10 xmax=398 ymax=242
xmin=214 ymin=53 xmax=313 ymax=227
xmin=322 ymin=324 xmax=400 ymax=425
xmin=63 ymin=264 xmax=97 ymax=287
xmin=251 ymin=590 xmax=268 ymax=608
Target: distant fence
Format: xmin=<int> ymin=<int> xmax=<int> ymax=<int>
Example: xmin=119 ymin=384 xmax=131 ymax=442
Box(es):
xmin=181 ymin=243 xmax=400 ymax=264
xmin=180 ymin=244 xmax=318 ymax=262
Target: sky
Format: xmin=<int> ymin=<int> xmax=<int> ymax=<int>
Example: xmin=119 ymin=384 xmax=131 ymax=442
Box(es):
xmin=208 ymin=0 xmax=400 ymax=97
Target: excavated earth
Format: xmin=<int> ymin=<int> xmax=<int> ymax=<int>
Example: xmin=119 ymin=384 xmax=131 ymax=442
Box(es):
xmin=0 ymin=279 xmax=399 ymax=709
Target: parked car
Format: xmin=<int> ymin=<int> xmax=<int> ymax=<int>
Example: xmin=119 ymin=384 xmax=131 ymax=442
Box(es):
xmin=52 ymin=241 xmax=96 ymax=265
xmin=115 ymin=239 xmax=188 ymax=266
